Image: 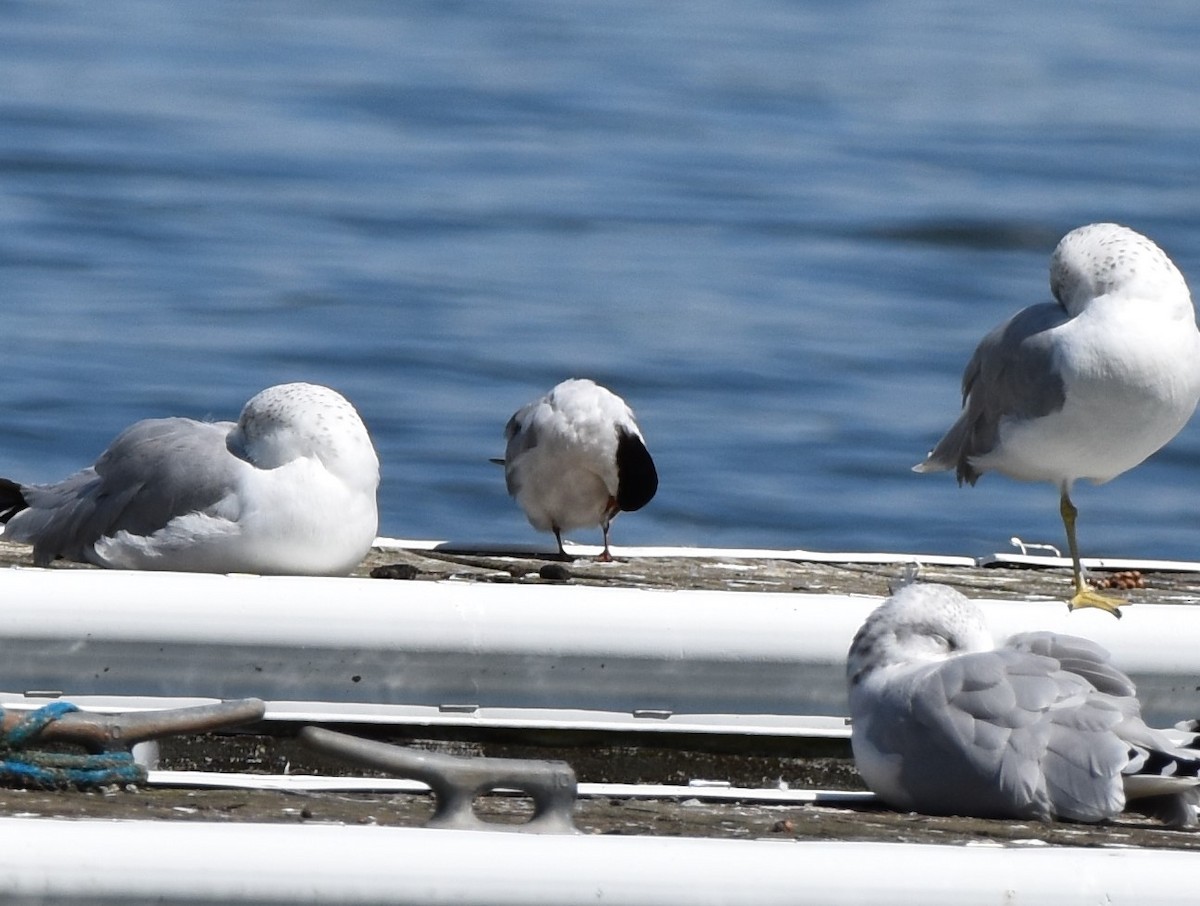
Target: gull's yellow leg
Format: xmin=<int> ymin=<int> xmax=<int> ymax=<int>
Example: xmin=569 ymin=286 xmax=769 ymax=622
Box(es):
xmin=1060 ymin=488 xmax=1124 ymax=618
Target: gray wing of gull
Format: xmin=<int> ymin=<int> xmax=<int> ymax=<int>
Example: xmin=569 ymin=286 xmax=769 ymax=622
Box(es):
xmin=1008 ymin=632 xmax=1200 ymax=820
xmin=1005 ymin=631 xmax=1137 ymax=699
xmin=920 ymin=302 xmax=1069 ymax=484
xmin=10 ymin=417 xmax=240 ymax=565
xmin=867 ymin=645 xmax=1129 ymax=822
xmin=501 ymin=403 xmax=540 ymax=497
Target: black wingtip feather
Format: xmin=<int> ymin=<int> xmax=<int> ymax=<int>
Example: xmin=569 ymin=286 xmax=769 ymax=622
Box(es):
xmin=615 ymin=430 xmax=658 ymax=512
xmin=0 ymin=477 xmax=29 ymax=524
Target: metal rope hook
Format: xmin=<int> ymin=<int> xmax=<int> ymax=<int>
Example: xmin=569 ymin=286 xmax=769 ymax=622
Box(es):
xmin=5 ymin=698 xmax=268 ymax=753
xmin=0 ymin=698 xmax=266 ymax=789
xmin=298 ymin=725 xmax=578 ymax=834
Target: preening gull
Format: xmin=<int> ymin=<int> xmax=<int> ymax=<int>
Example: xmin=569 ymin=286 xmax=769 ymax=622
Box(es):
xmin=499 ymin=378 xmax=658 ymax=560
xmin=847 ymin=583 xmax=1200 ymax=825
xmin=915 ymin=223 xmax=1200 ymax=616
xmin=0 ymin=382 xmax=379 ymax=576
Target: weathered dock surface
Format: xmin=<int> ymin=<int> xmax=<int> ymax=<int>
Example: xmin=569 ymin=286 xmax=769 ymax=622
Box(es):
xmin=0 ymin=734 xmax=1195 ymax=851
xmin=359 ymin=542 xmax=1200 ymax=604
xmin=6 ymin=535 xmax=1200 ymax=603
xmin=2 ymin=536 xmax=1199 ymax=850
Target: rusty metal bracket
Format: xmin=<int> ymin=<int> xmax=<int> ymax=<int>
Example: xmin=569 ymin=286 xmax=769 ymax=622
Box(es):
xmin=298 ymin=725 xmax=578 ymax=833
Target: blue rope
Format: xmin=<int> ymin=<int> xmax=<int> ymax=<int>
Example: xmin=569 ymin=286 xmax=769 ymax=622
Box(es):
xmin=0 ymin=702 xmax=146 ymax=789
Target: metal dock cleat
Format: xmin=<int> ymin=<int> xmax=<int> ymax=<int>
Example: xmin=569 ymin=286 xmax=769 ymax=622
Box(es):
xmin=4 ymin=698 xmax=268 ymax=752
xmin=0 ymin=698 xmax=266 ymax=788
xmin=298 ymin=725 xmax=579 ymax=834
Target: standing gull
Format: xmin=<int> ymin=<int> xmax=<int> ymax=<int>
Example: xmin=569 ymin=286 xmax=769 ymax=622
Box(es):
xmin=848 ymin=582 xmax=1200 ymax=825
xmin=915 ymin=223 xmax=1200 ymax=616
xmin=0 ymin=382 xmax=379 ymax=576
xmin=500 ymin=378 xmax=658 ymax=560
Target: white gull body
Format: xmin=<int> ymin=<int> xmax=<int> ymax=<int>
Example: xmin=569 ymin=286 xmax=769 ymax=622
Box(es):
xmin=501 ymin=378 xmax=657 ymax=559
xmin=0 ymin=382 xmax=379 ymax=576
xmin=915 ymin=223 xmax=1200 ymax=614
xmin=847 ymin=583 xmax=1200 ymax=825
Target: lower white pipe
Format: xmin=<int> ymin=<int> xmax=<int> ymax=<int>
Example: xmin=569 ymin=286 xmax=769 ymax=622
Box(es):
xmin=0 ymin=817 xmax=1190 ymax=906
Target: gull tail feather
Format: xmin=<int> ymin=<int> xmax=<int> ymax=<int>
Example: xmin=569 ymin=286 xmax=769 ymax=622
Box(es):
xmin=1122 ymin=734 xmax=1200 ymax=828
xmin=913 ymin=416 xmax=982 ymax=485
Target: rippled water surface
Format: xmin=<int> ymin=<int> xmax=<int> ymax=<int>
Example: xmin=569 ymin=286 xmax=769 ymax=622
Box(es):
xmin=5 ymin=1 xmax=1200 ymax=561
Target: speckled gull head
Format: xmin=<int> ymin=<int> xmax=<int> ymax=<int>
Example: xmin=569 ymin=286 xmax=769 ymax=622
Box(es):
xmin=914 ymin=224 xmax=1200 ymax=617
xmin=847 ymin=582 xmax=1200 ymax=825
xmin=0 ymin=382 xmax=380 ymax=576
xmin=500 ymin=378 xmax=658 ymax=561
xmin=1050 ymin=223 xmax=1191 ymax=318
xmin=846 ymin=582 xmax=994 ymax=687
xmin=226 ymin=382 xmax=380 ymax=482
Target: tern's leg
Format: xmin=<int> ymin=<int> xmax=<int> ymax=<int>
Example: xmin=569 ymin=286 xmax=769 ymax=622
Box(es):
xmin=552 ymin=527 xmax=573 ymax=562
xmin=1060 ymin=488 xmax=1124 ymax=618
xmin=597 ymin=498 xmax=621 ymax=562
xmin=597 ymin=519 xmax=614 ymax=562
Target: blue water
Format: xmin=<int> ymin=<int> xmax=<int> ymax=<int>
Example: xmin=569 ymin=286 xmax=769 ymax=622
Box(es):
xmin=5 ymin=1 xmax=1200 ymax=561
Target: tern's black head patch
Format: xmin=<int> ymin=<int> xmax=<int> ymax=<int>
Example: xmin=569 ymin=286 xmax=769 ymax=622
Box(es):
xmin=615 ymin=429 xmax=658 ymax=512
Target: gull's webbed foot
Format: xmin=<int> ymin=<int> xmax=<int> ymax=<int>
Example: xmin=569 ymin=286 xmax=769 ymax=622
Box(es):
xmin=1068 ymin=587 xmax=1125 ymax=619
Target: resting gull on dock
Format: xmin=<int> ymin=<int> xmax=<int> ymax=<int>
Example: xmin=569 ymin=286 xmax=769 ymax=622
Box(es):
xmin=0 ymin=382 xmax=379 ymax=575
xmin=847 ymin=582 xmax=1200 ymax=826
